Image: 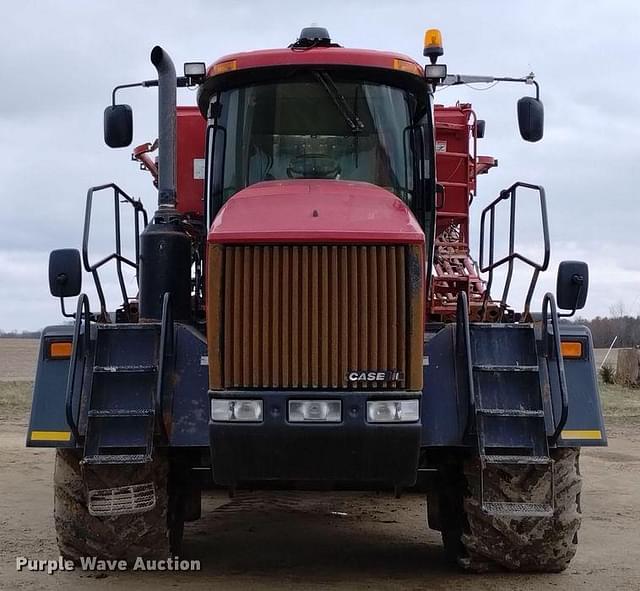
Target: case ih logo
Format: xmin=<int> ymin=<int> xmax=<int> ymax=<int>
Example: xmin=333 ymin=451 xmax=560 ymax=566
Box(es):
xmin=347 ymin=370 xmax=404 ymax=383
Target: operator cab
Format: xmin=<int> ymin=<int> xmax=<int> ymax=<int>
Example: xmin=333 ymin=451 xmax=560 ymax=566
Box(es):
xmin=198 ymin=29 xmax=434 ymax=230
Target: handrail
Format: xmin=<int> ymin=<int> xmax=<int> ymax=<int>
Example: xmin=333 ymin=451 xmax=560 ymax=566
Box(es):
xmin=456 ymin=291 xmax=476 ymax=419
xmin=65 ymin=294 xmax=91 ymax=442
xmin=542 ymin=292 xmax=569 ymax=443
xmin=478 ymin=181 xmax=550 ymax=321
xmin=156 ymin=292 xmax=174 ymax=438
xmin=82 ymin=183 xmax=148 ymax=321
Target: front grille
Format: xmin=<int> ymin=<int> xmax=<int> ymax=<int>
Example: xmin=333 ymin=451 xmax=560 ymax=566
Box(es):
xmin=207 ymin=243 xmax=423 ymax=390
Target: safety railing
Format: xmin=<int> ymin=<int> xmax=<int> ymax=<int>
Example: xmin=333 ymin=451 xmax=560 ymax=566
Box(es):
xmin=479 ymin=181 xmax=550 ymax=321
xmin=542 ymin=292 xmax=569 ymax=443
xmin=65 ymin=294 xmax=91 ymax=442
xmin=82 ymin=183 xmax=148 ymax=321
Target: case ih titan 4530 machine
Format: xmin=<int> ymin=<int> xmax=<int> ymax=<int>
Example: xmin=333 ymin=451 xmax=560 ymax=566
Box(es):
xmin=28 ymin=28 xmax=606 ymax=571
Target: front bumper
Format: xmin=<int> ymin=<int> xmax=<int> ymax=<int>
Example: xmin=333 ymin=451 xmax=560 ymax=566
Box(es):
xmin=209 ymin=391 xmax=421 ymax=486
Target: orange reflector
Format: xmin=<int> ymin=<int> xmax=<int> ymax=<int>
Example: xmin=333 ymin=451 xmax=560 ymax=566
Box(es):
xmin=392 ymin=59 xmax=422 ymax=76
xmin=212 ymin=60 xmax=237 ymax=75
xmin=49 ymin=341 xmax=72 ymax=359
xmin=561 ymin=341 xmax=583 ymax=358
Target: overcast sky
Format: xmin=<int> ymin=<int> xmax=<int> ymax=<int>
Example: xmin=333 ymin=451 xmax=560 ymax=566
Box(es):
xmin=1 ymin=0 xmax=638 ymax=330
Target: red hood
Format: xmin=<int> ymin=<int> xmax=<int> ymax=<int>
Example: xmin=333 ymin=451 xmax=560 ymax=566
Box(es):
xmin=207 ymin=180 xmax=424 ymax=244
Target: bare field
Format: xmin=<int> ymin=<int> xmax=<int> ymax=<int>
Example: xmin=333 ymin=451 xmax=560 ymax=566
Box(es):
xmin=0 ymin=343 xmax=639 ymax=590
xmin=0 ymin=338 xmax=39 ymax=381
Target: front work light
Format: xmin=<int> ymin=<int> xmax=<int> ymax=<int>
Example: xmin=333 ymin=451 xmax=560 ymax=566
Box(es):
xmin=424 ymin=63 xmax=447 ymax=82
xmin=423 ymin=28 xmax=444 ymax=63
xmin=184 ymin=62 xmax=206 ymax=77
xmin=184 ymin=62 xmax=206 ymax=84
xmin=367 ymin=400 xmax=419 ymax=423
xmin=211 ymin=399 xmax=263 ymax=422
xmin=289 ymin=400 xmax=341 ymax=422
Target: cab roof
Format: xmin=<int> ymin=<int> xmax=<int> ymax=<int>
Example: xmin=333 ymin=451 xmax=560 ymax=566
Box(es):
xmin=206 ymin=47 xmax=424 ymax=79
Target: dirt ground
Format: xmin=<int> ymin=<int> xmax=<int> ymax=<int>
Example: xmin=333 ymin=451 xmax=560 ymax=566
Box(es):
xmin=1 ymin=341 xmax=639 ymax=590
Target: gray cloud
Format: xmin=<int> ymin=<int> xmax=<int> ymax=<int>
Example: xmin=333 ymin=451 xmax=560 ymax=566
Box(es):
xmin=1 ymin=0 xmax=638 ymax=329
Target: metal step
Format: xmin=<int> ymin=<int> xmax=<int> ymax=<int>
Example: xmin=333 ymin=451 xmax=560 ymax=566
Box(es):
xmin=473 ymin=364 xmax=539 ymax=372
xmin=482 ymin=454 xmax=552 ymax=465
xmin=82 ymin=453 xmax=152 ymax=465
xmin=93 ymin=365 xmax=157 ymax=374
xmin=477 ymin=408 xmax=544 ymax=418
xmin=97 ymin=324 xmax=158 ymax=331
xmin=87 ymin=409 xmax=154 ymax=417
xmin=482 ymin=501 xmax=554 ymax=518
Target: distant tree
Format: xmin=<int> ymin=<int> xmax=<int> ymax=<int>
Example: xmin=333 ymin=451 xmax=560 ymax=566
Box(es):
xmin=0 ymin=329 xmax=41 ymax=339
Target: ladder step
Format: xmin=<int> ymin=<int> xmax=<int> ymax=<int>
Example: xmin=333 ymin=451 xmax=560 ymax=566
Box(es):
xmin=473 ymin=364 xmax=539 ymax=372
xmin=483 ymin=454 xmax=552 ymax=465
xmin=82 ymin=453 xmax=152 ymax=465
xmin=478 ymin=408 xmax=544 ymax=418
xmin=93 ymin=365 xmax=157 ymax=374
xmin=97 ymin=324 xmax=158 ymax=331
xmin=482 ymin=501 xmax=554 ymax=518
xmin=88 ymin=409 xmax=155 ymax=418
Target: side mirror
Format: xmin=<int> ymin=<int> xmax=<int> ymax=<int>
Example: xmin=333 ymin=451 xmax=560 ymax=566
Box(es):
xmin=104 ymin=104 xmax=133 ymax=148
xmin=49 ymin=249 xmax=82 ymax=298
xmin=517 ymin=96 xmax=544 ymax=142
xmin=556 ymin=260 xmax=588 ymax=312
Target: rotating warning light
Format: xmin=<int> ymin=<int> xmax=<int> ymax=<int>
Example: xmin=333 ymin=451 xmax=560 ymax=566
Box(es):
xmin=423 ymin=28 xmax=444 ymax=63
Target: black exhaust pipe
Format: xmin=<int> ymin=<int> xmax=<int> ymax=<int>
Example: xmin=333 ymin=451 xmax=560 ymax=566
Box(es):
xmin=150 ymin=45 xmax=177 ymax=210
xmin=139 ymin=46 xmax=191 ymax=322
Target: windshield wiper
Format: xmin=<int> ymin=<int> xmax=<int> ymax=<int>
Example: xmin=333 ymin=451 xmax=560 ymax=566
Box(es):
xmin=313 ymin=71 xmax=365 ymax=133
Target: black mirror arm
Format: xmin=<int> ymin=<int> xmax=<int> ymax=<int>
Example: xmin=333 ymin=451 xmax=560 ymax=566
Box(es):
xmin=111 ymin=75 xmax=198 ymax=106
xmin=111 ymin=79 xmax=159 ymax=106
xmin=493 ymin=76 xmax=539 ymax=100
xmin=59 ymin=298 xmax=75 ymax=319
xmin=557 ymin=276 xmax=585 ymax=319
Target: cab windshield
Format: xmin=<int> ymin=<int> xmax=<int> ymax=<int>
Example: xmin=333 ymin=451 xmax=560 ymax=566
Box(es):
xmin=209 ymin=71 xmax=419 ymax=204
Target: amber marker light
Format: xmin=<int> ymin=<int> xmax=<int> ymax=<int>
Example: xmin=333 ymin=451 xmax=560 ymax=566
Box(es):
xmin=212 ymin=60 xmax=237 ymax=75
xmin=49 ymin=341 xmax=73 ymax=359
xmin=561 ymin=341 xmax=583 ymax=359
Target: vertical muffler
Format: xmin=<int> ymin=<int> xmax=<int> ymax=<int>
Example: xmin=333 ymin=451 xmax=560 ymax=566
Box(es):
xmin=139 ymin=46 xmax=191 ymax=322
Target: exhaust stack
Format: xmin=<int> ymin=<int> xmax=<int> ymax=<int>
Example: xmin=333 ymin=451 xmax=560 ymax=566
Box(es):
xmin=150 ymin=45 xmax=177 ymax=210
xmin=139 ymin=45 xmax=191 ymax=322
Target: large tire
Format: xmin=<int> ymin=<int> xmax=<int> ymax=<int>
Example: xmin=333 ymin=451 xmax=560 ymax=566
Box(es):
xmin=54 ymin=449 xmax=182 ymax=562
xmin=440 ymin=448 xmax=582 ymax=572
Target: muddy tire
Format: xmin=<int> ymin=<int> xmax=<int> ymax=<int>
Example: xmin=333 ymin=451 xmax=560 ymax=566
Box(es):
xmin=441 ymin=448 xmax=582 ymax=572
xmin=54 ymin=449 xmax=182 ymax=562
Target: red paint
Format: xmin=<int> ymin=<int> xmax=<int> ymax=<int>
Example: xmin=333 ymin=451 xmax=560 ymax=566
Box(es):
xmin=176 ymin=106 xmax=206 ymax=216
xmin=207 ymin=180 xmax=424 ymax=245
xmin=208 ymin=47 xmax=422 ymax=77
xmin=429 ymin=104 xmax=497 ymax=321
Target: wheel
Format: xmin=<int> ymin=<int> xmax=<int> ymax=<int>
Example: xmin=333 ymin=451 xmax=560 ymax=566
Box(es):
xmin=439 ymin=448 xmax=582 ymax=572
xmin=54 ymin=449 xmax=184 ymax=562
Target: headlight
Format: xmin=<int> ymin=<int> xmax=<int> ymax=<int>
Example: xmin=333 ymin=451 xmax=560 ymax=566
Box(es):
xmin=366 ymin=400 xmax=419 ymax=423
xmin=288 ymin=400 xmax=341 ymax=422
xmin=211 ymin=399 xmax=263 ymax=422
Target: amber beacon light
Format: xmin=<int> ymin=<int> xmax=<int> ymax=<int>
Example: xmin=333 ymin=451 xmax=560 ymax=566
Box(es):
xmin=423 ymin=28 xmax=444 ymax=63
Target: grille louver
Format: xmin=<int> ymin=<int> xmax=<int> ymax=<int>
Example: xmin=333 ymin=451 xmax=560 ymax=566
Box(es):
xmin=208 ymin=243 xmax=423 ymax=391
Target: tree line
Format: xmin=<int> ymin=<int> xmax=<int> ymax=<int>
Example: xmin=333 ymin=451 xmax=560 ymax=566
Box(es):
xmin=2 ymin=315 xmax=640 ymax=348
xmin=0 ymin=330 xmax=42 ymax=339
xmin=572 ymin=316 xmax=640 ymax=348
